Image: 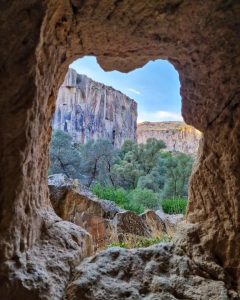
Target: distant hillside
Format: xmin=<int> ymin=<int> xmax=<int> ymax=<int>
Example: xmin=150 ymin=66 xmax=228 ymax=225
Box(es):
xmin=137 ymin=121 xmax=201 ymax=155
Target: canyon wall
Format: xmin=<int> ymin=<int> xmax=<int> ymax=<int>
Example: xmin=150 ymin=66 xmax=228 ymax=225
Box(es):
xmin=137 ymin=121 xmax=201 ymax=155
xmin=52 ymin=68 xmax=137 ymax=147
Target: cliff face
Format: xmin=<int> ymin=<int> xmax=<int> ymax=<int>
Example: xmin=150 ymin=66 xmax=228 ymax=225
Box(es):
xmin=52 ymin=69 xmax=137 ymax=147
xmin=137 ymin=121 xmax=201 ymax=155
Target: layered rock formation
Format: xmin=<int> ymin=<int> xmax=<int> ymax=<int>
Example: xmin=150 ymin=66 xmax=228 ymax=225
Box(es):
xmin=1 ymin=0 xmax=240 ymax=299
xmin=48 ymin=175 xmax=180 ymax=251
xmin=52 ymin=68 xmax=137 ymax=147
xmin=137 ymin=121 xmax=201 ymax=154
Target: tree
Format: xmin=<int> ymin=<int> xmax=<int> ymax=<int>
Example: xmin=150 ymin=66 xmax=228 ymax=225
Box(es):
xmin=127 ymin=188 xmax=160 ymax=210
xmin=111 ymin=138 xmax=166 ymax=189
xmin=49 ymin=130 xmax=81 ymax=179
xmin=159 ymin=152 xmax=193 ymax=199
xmin=79 ymin=139 xmax=118 ymax=187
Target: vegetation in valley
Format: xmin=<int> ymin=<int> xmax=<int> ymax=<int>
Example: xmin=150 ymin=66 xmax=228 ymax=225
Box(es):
xmin=107 ymin=234 xmax=172 ymax=249
xmin=49 ymin=130 xmax=193 ymax=215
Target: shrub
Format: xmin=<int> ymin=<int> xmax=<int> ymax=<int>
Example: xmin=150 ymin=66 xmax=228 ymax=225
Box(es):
xmin=127 ymin=188 xmax=161 ymax=211
xmin=161 ymin=198 xmax=187 ymax=214
xmin=91 ymin=184 xmax=144 ymax=214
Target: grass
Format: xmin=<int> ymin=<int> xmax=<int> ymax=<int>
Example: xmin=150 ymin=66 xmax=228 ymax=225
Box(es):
xmin=91 ymin=184 xmax=144 ymax=214
xmin=161 ymin=198 xmax=187 ymax=214
xmin=91 ymin=184 xmax=187 ymax=215
xmin=107 ymin=234 xmax=172 ymax=249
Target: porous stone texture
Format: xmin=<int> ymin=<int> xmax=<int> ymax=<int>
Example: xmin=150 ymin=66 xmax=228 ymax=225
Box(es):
xmin=53 ymin=68 xmax=137 ymax=147
xmin=0 ymin=0 xmax=240 ymax=298
xmin=137 ymin=121 xmax=201 ymax=155
xmin=65 ymin=241 xmax=239 ymax=300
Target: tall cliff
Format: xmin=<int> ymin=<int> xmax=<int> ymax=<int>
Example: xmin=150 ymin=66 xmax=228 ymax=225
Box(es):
xmin=52 ymin=68 xmax=138 ymax=147
xmin=137 ymin=121 xmax=201 ymax=155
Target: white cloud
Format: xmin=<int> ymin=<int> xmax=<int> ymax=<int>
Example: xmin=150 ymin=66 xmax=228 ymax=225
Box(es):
xmin=137 ymin=110 xmax=183 ymax=123
xmin=127 ymin=88 xmax=141 ymax=95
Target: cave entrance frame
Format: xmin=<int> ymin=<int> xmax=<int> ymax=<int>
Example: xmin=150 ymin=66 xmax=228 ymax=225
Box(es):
xmin=0 ymin=0 xmax=239 ymax=295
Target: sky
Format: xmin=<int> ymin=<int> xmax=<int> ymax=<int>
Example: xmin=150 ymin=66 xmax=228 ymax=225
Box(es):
xmin=70 ymin=56 xmax=182 ymax=123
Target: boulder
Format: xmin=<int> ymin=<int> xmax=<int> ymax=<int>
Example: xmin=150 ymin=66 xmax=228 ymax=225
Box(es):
xmin=110 ymin=211 xmax=151 ymax=243
xmin=48 ymin=175 xmax=122 ymax=249
xmin=140 ymin=210 xmax=167 ymax=238
xmin=66 ymin=240 xmax=238 ymax=300
xmin=156 ymin=209 xmax=184 ymax=235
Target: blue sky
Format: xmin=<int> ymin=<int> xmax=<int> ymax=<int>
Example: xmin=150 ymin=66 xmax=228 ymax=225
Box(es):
xmin=70 ymin=56 xmax=182 ymax=123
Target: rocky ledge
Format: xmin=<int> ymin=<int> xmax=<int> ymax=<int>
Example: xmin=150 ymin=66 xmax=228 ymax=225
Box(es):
xmin=137 ymin=121 xmax=202 ymax=155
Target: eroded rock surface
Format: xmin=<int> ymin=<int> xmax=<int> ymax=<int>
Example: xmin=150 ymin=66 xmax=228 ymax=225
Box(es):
xmin=49 ymin=178 xmax=179 ymax=250
xmin=49 ymin=178 xmax=121 ymax=249
xmin=53 ymin=68 xmax=137 ymax=147
xmin=66 ymin=242 xmax=238 ymax=300
xmin=137 ymin=121 xmax=201 ymax=155
xmin=1 ymin=0 xmax=240 ymax=298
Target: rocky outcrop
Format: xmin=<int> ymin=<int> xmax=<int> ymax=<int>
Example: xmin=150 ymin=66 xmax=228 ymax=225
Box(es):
xmin=66 ymin=241 xmax=239 ymax=300
xmin=1 ymin=0 xmax=240 ymax=298
xmin=52 ymin=68 xmax=137 ymax=147
xmin=111 ymin=211 xmax=151 ymax=241
xmin=49 ymin=175 xmax=122 ymax=250
xmin=48 ymin=175 xmax=182 ymax=251
xmin=137 ymin=121 xmax=201 ymax=155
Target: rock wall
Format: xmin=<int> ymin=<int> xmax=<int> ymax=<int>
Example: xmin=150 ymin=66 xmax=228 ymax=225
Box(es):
xmin=48 ymin=175 xmax=181 ymax=251
xmin=137 ymin=121 xmax=201 ymax=155
xmin=0 ymin=0 xmax=240 ymax=299
xmin=52 ymin=68 xmax=137 ymax=147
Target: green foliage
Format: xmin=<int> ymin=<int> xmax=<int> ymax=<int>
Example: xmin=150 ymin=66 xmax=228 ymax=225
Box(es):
xmin=127 ymin=188 xmax=160 ymax=211
xmin=78 ymin=139 xmax=118 ymax=186
xmin=161 ymin=198 xmax=187 ymax=214
xmin=91 ymin=184 xmax=145 ymax=214
xmin=158 ymin=152 xmax=193 ymax=199
xmin=111 ymin=138 xmax=166 ymax=189
xmin=107 ymin=235 xmax=172 ymax=249
xmin=49 ymin=130 xmax=81 ymax=179
xmin=49 ymin=132 xmax=194 ymax=215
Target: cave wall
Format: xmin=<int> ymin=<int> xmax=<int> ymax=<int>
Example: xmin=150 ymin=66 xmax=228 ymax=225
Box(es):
xmin=0 ymin=0 xmax=239 ymax=298
xmin=53 ymin=68 xmax=137 ymax=147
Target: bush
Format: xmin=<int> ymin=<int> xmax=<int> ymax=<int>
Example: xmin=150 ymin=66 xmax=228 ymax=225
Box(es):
xmin=127 ymin=188 xmax=160 ymax=211
xmin=161 ymin=198 xmax=187 ymax=214
xmin=91 ymin=184 xmax=161 ymax=214
xmin=91 ymin=184 xmax=144 ymax=214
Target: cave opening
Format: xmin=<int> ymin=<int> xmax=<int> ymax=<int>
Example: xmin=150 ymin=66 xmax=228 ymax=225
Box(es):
xmin=1 ymin=1 xmax=239 ymax=298
xmin=48 ymin=56 xmax=200 ymax=253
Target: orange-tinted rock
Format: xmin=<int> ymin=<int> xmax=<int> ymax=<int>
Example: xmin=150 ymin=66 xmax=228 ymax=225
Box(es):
xmin=49 ymin=181 xmax=121 ymax=249
xmin=137 ymin=121 xmax=201 ymax=155
xmin=111 ymin=211 xmax=151 ymax=241
xmin=141 ymin=210 xmax=167 ymax=238
xmin=1 ymin=0 xmax=240 ymax=298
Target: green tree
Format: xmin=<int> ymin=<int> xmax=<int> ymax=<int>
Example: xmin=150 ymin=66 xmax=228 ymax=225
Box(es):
xmin=79 ymin=139 xmax=118 ymax=187
xmin=127 ymin=188 xmax=160 ymax=210
xmin=159 ymin=152 xmax=193 ymax=199
xmin=112 ymin=138 xmax=166 ymax=189
xmin=49 ymin=130 xmax=81 ymax=178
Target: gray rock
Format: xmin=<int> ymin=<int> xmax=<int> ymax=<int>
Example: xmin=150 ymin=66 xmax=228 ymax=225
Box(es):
xmin=52 ymin=68 xmax=138 ymax=148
